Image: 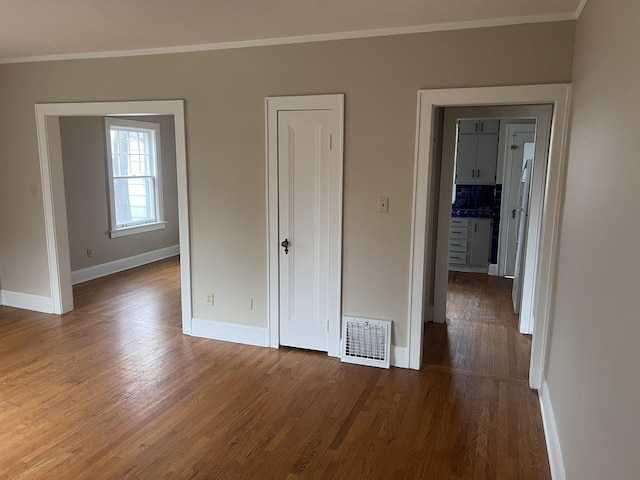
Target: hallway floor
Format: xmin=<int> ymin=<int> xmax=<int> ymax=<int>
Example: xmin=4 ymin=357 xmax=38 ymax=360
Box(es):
xmin=423 ymin=271 xmax=532 ymax=382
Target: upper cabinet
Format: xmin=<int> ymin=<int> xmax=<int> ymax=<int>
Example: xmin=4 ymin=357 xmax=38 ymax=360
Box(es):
xmin=457 ymin=119 xmax=500 ymax=135
xmin=455 ymin=119 xmax=499 ymax=185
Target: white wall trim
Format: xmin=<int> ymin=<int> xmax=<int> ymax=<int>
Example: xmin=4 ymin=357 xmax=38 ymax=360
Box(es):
xmin=265 ymin=94 xmax=344 ymax=357
xmin=497 ymin=122 xmax=537 ymax=278
xmin=71 ymin=245 xmax=179 ymax=285
xmin=539 ymin=381 xmax=567 ymax=480
xmin=0 ymin=291 xmax=54 ymax=313
xmin=192 ymin=318 xmax=270 ymax=348
xmin=391 ymin=346 xmax=409 ymax=368
xmin=409 ymin=85 xmax=572 ymax=388
xmin=34 ymin=100 xmax=192 ymax=335
xmin=1 ymin=13 xmax=576 ymax=65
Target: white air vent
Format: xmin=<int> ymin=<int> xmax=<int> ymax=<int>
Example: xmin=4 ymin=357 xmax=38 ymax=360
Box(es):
xmin=341 ymin=316 xmax=392 ymax=369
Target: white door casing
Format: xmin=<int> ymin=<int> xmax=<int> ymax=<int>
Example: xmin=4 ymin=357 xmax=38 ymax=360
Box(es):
xmin=512 ymin=155 xmax=534 ymax=313
xmin=409 ymin=85 xmax=572 ymax=391
xmin=34 ymin=101 xmax=192 ymax=334
xmin=504 ymin=127 xmax=536 ymax=276
xmin=266 ymin=95 xmax=344 ymax=357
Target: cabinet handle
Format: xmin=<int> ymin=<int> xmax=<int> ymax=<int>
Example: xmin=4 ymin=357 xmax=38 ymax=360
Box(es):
xmin=472 ymin=169 xmax=475 ymax=178
xmin=477 ymin=169 xmax=480 ymax=178
xmin=474 ymin=224 xmax=477 ymax=233
xmin=480 ymin=122 xmax=484 ymax=132
xmin=475 ymin=122 xmax=478 ymax=132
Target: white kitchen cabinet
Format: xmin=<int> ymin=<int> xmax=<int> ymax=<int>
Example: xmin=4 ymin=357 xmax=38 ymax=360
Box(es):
xmin=475 ymin=134 xmax=499 ymax=184
xmin=458 ymin=119 xmax=500 ymax=135
xmin=455 ymin=134 xmax=478 ymax=184
xmin=455 ymin=119 xmax=499 ymax=185
xmin=469 ymin=218 xmax=493 ymax=267
xmin=449 ymin=217 xmax=492 ymax=269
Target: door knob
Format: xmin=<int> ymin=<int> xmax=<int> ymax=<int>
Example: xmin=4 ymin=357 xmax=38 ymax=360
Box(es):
xmin=281 ymin=238 xmax=289 ymax=254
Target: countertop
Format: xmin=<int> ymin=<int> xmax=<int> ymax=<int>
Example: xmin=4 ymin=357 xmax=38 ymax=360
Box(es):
xmin=451 ymin=208 xmax=494 ymax=218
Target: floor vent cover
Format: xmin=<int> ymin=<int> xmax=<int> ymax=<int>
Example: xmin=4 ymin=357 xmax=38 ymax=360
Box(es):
xmin=341 ymin=316 xmax=391 ymax=369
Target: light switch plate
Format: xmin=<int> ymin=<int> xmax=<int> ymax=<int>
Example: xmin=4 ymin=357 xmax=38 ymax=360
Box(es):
xmin=378 ymin=197 xmax=389 ymax=213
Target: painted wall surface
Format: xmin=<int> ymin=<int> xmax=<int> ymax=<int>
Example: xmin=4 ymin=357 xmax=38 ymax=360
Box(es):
xmin=545 ymin=1 xmax=640 ymax=478
xmin=0 ymin=22 xmax=575 ymax=340
xmin=59 ymin=115 xmax=179 ymax=271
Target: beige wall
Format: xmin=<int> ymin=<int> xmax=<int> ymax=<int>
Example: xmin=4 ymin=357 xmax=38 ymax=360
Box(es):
xmin=0 ymin=22 xmax=575 ymax=340
xmin=59 ymin=115 xmax=179 ymax=271
xmin=545 ymin=1 xmax=640 ymax=478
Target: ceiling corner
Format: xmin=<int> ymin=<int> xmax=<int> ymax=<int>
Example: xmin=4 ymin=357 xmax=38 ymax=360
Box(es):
xmin=575 ymin=0 xmax=590 ymax=19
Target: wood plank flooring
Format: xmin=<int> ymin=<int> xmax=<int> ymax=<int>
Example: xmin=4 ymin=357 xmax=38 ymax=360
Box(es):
xmin=424 ymin=272 xmax=533 ymax=382
xmin=0 ymin=259 xmax=550 ymax=479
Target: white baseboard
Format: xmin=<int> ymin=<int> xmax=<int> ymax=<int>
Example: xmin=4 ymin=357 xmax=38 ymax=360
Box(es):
xmin=191 ymin=317 xmax=410 ymax=369
xmin=191 ymin=318 xmax=270 ymax=347
xmin=539 ymin=380 xmax=566 ymax=480
xmin=392 ymin=345 xmax=409 ymax=368
xmin=0 ymin=290 xmax=54 ymax=313
xmin=488 ymin=263 xmax=499 ymax=276
xmin=71 ymin=245 xmax=180 ymax=285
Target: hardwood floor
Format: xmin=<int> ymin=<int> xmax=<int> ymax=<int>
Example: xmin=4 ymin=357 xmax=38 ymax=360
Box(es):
xmin=0 ymin=259 xmax=550 ymax=479
xmin=424 ymin=272 xmax=533 ymax=382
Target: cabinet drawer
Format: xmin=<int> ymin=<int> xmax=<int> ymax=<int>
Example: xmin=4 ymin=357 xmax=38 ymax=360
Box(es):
xmin=449 ymin=227 xmax=469 ymax=239
xmin=450 ymin=217 xmax=469 ymax=227
xmin=449 ymin=240 xmax=468 ymax=252
xmin=449 ymin=252 xmax=468 ymax=265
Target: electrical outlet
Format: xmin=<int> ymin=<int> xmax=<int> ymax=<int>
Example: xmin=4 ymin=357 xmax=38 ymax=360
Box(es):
xmin=206 ymin=292 xmax=214 ymax=306
xmin=245 ymin=296 xmax=253 ymax=311
xmin=86 ymin=248 xmax=93 ymax=257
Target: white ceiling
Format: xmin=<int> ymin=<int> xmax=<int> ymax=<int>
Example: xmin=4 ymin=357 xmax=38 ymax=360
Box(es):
xmin=0 ymin=0 xmax=585 ymax=63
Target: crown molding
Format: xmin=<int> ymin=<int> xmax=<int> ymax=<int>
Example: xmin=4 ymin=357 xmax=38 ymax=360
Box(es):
xmin=575 ymin=0 xmax=590 ymax=18
xmin=0 ymin=12 xmax=577 ymax=65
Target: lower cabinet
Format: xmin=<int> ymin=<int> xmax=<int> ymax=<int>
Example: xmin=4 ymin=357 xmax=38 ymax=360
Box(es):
xmin=469 ymin=218 xmax=492 ymax=267
xmin=449 ymin=217 xmax=492 ymax=269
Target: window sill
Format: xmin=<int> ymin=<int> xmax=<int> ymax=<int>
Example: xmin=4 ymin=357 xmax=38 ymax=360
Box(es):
xmin=110 ymin=221 xmax=167 ymax=238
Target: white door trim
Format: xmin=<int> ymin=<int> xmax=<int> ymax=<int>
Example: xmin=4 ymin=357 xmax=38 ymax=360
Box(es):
xmin=498 ymin=122 xmax=536 ymax=278
xmin=408 ymin=84 xmax=572 ymax=389
xmin=265 ymin=94 xmax=344 ymax=357
xmin=34 ymin=100 xmax=193 ymax=335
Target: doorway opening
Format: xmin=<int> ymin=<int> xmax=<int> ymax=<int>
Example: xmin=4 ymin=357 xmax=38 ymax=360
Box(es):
xmin=35 ymin=101 xmax=192 ymax=335
xmin=59 ymin=113 xmax=182 ymax=327
xmin=435 ymin=106 xmax=551 ymax=333
xmin=427 ymin=107 xmax=549 ymax=384
xmin=407 ymin=85 xmax=572 ymax=390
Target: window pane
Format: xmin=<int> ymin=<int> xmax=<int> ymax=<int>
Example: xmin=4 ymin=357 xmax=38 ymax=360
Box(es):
xmin=108 ymin=122 xmax=161 ymax=233
xmin=113 ymin=177 xmax=156 ymax=227
xmin=111 ymin=130 xmax=154 ymax=176
xmin=118 ymin=130 xmax=130 ymax=154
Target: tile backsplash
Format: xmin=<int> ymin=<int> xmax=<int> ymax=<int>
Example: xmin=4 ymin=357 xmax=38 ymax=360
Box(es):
xmin=453 ymin=185 xmax=495 ymax=210
xmin=491 ymin=185 xmax=502 ymax=264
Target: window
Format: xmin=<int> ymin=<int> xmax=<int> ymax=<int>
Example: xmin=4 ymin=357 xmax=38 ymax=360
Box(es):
xmin=105 ymin=118 xmax=165 ymax=238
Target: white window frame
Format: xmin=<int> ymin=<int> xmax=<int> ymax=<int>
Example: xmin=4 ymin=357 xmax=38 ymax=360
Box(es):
xmin=104 ymin=117 xmax=166 ymax=238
